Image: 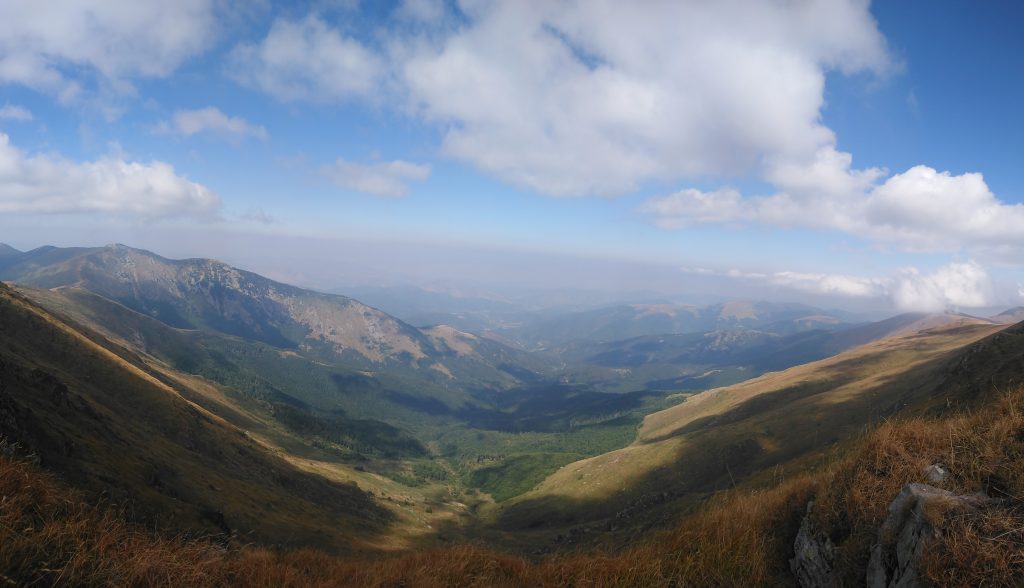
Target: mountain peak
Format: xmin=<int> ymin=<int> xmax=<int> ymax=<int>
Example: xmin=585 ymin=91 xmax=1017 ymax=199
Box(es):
xmin=0 ymin=243 xmax=22 ymax=259
xmin=993 ymin=307 xmax=1024 ymax=325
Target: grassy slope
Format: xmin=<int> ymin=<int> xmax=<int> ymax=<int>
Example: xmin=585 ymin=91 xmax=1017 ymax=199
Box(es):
xmin=15 ymin=285 xmax=684 ymax=509
xmin=0 ymin=282 xmax=401 ymax=551
xmin=499 ymin=320 xmax=1013 ymax=539
xmin=7 ymin=380 xmax=1024 ymax=586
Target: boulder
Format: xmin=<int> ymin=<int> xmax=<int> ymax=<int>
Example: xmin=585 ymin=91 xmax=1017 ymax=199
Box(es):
xmin=790 ymin=501 xmax=836 ymax=587
xmin=867 ymin=483 xmax=987 ymax=588
xmin=923 ymin=464 xmax=949 ymax=484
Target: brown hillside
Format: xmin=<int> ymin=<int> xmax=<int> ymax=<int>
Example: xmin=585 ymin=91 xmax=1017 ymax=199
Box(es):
xmin=0 ymin=282 xmax=390 ymax=552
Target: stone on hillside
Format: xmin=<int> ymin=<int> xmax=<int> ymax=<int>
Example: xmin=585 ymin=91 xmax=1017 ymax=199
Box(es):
xmin=923 ymin=463 xmax=949 ymax=484
xmin=790 ymin=500 xmax=836 ymax=588
xmin=867 ymin=483 xmax=987 ymax=588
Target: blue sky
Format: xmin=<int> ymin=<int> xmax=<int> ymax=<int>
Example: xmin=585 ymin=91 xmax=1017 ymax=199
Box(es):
xmin=1 ymin=0 xmax=1023 ymax=312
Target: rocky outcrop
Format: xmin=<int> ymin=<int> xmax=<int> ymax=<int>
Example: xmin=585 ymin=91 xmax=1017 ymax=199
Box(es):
xmin=867 ymin=483 xmax=988 ymax=588
xmin=790 ymin=501 xmax=836 ymax=587
xmin=791 ymin=464 xmax=988 ymax=588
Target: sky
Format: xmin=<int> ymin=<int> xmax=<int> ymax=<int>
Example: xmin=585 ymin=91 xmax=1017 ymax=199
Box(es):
xmin=1 ymin=0 xmax=1023 ymax=313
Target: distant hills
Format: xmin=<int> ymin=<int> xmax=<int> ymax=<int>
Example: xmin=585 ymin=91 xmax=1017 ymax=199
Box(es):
xmin=0 ymin=244 xmax=551 ymax=394
xmin=505 ymin=300 xmax=855 ymax=348
xmin=994 ymin=306 xmax=1024 ymax=324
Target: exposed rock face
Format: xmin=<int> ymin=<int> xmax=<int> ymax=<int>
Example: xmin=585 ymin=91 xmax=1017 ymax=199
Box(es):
xmin=867 ymin=483 xmax=987 ymax=588
xmin=790 ymin=501 xmax=836 ymax=587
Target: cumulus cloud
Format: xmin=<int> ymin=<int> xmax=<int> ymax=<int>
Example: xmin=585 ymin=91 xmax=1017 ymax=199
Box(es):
xmin=0 ymin=133 xmax=220 ymax=219
xmin=157 ymin=107 xmax=268 ymax=143
xmin=890 ymin=262 xmax=992 ymax=313
xmin=400 ymin=0 xmax=889 ymax=195
xmin=695 ymin=261 xmax=994 ymax=312
xmin=768 ymin=271 xmax=887 ymax=299
xmin=0 ymin=0 xmax=219 ymax=99
xmin=644 ymin=148 xmax=1024 ymax=257
xmin=227 ymin=15 xmax=384 ymax=102
xmin=228 ymin=1 xmax=889 ymax=195
xmin=0 ymin=103 xmax=32 ymax=121
xmin=321 ymin=157 xmax=431 ymax=197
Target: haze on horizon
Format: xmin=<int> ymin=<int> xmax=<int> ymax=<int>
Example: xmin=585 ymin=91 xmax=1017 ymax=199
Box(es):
xmin=1 ymin=0 xmax=1023 ymax=315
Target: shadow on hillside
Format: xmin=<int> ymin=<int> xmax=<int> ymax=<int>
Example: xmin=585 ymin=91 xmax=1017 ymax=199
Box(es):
xmin=0 ymin=284 xmax=394 ymax=555
xmin=488 ymin=324 xmax=1024 ymax=552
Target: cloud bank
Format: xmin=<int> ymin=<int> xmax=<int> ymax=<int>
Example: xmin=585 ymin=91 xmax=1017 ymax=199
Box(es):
xmin=709 ymin=260 xmax=995 ymax=313
xmin=643 ymin=152 xmax=1024 ymax=257
xmin=0 ymin=133 xmax=220 ymax=219
xmin=0 ymin=0 xmax=219 ymax=99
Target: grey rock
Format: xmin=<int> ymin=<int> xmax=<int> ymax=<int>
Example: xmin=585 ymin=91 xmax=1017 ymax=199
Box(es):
xmin=867 ymin=483 xmax=987 ymax=588
xmin=791 ymin=500 xmax=836 ymax=587
xmin=923 ymin=464 xmax=949 ymax=484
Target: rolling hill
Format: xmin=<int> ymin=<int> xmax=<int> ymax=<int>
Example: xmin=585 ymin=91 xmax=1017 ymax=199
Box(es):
xmin=497 ymin=317 xmax=1022 ymax=545
xmin=554 ymin=311 xmax=996 ymax=392
xmin=993 ymin=306 xmax=1024 ymax=324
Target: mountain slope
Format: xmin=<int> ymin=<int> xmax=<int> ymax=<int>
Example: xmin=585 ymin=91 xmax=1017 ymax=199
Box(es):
xmin=0 ymin=282 xmax=392 ymax=551
xmin=993 ymin=306 xmax=1024 ymax=324
xmin=499 ymin=318 xmax=1019 ymax=541
xmin=557 ymin=311 xmax=994 ymax=392
xmin=0 ymin=244 xmax=553 ymax=394
xmin=9 ymin=282 xmax=674 ymax=510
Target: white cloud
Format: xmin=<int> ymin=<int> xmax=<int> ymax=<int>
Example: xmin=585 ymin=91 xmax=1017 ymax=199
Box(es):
xmin=689 ymin=260 xmax=995 ymax=312
xmin=644 ymin=148 xmax=1024 ymax=258
xmin=890 ymin=262 xmax=991 ymax=313
xmin=0 ymin=0 xmax=219 ymax=99
xmin=864 ymin=166 xmax=1024 ymax=250
xmin=157 ymin=107 xmax=268 ymax=142
xmin=229 ymin=1 xmax=889 ymax=195
xmin=0 ymin=133 xmax=220 ymax=219
xmin=228 ymin=15 xmax=384 ymax=102
xmin=768 ymin=271 xmax=887 ymax=299
xmin=639 ymin=188 xmax=745 ymax=228
xmin=396 ymin=0 xmax=446 ymax=23
xmin=398 ymin=0 xmax=890 ymax=195
xmin=321 ymin=157 xmax=431 ymax=197
xmin=0 ymin=103 xmax=32 ymax=121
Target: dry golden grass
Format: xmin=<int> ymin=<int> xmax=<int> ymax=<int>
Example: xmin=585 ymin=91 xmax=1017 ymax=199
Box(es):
xmin=1 ymin=438 xmax=816 ymax=587
xmin=808 ymin=386 xmax=1024 ymax=586
xmin=8 ymin=385 xmax=1024 ymax=586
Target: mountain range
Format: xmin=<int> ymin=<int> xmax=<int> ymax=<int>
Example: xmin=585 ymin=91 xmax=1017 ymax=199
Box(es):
xmin=3 ymin=242 xmax=1024 ymax=584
